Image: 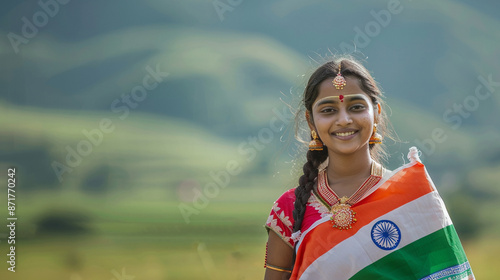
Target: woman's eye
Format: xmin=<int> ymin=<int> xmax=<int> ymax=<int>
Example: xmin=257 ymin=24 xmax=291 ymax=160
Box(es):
xmin=320 ymin=107 xmax=335 ymax=113
xmin=351 ymin=105 xmax=366 ymax=111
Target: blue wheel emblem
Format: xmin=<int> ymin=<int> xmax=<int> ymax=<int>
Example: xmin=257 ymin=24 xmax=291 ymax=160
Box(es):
xmin=371 ymin=220 xmax=401 ymax=250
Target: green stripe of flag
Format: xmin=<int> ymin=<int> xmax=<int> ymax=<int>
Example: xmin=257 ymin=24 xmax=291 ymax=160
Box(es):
xmin=351 ymin=225 xmax=471 ymax=280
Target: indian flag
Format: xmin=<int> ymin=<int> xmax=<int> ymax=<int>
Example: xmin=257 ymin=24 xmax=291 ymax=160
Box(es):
xmin=292 ymin=155 xmax=474 ymax=279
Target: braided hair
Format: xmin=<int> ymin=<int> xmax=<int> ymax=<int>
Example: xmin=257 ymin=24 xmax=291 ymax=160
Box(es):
xmin=292 ymin=57 xmax=389 ymax=233
xmin=292 ymin=148 xmax=328 ymax=232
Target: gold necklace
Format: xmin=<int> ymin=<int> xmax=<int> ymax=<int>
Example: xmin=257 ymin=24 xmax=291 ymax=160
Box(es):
xmin=316 ymin=162 xmax=383 ymax=230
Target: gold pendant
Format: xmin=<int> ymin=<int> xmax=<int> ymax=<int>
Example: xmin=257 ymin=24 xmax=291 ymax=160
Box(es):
xmin=330 ymin=197 xmax=357 ymax=230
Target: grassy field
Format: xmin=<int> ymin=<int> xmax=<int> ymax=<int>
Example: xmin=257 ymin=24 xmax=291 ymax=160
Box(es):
xmin=0 ymin=184 xmax=498 ymax=280
xmin=1 ymin=107 xmax=498 ymax=279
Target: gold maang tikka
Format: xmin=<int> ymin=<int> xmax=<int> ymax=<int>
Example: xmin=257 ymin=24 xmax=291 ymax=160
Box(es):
xmin=333 ymin=63 xmax=347 ymax=90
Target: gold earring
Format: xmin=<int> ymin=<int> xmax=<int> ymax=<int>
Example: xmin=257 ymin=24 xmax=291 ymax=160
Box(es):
xmin=309 ymin=130 xmax=324 ymax=151
xmin=369 ymin=124 xmax=382 ymax=144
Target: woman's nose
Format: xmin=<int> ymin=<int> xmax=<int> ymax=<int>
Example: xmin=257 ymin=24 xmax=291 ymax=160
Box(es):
xmin=336 ymin=109 xmax=353 ymax=126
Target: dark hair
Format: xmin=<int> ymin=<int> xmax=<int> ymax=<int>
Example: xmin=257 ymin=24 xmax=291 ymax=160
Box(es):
xmin=292 ymin=57 xmax=391 ymax=233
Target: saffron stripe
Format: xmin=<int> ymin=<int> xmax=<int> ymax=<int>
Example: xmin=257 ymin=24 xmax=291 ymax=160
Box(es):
xmin=298 ymin=191 xmax=452 ymax=279
xmin=293 ymin=162 xmax=434 ymax=278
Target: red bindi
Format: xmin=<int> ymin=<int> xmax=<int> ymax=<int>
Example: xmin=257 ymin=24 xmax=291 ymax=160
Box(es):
xmin=339 ymin=95 xmax=344 ymax=102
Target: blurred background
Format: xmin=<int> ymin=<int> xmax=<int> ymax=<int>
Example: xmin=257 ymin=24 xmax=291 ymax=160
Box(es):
xmin=1 ymin=0 xmax=499 ymax=279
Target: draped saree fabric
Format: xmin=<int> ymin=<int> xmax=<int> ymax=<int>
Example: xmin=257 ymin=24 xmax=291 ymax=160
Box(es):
xmin=265 ymin=149 xmax=474 ymax=280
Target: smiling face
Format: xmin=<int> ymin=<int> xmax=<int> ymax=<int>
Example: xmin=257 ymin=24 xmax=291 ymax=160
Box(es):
xmin=307 ymin=76 xmax=378 ymax=157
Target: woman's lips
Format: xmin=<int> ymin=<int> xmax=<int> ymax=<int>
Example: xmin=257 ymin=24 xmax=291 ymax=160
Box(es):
xmin=331 ymin=130 xmax=358 ymax=140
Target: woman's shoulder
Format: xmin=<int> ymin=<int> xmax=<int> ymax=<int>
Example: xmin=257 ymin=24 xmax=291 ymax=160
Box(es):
xmin=381 ymin=147 xmax=439 ymax=190
xmin=265 ymin=188 xmax=298 ymax=247
xmin=384 ymin=146 xmax=426 ymax=173
xmin=268 ymin=188 xmax=297 ymax=215
xmin=275 ymin=188 xmax=296 ymax=204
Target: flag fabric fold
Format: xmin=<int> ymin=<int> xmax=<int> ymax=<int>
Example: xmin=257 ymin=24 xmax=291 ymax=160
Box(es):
xmin=289 ymin=160 xmax=474 ymax=280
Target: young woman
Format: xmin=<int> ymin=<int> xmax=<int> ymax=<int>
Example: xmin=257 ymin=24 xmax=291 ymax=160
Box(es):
xmin=264 ymin=58 xmax=474 ymax=280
